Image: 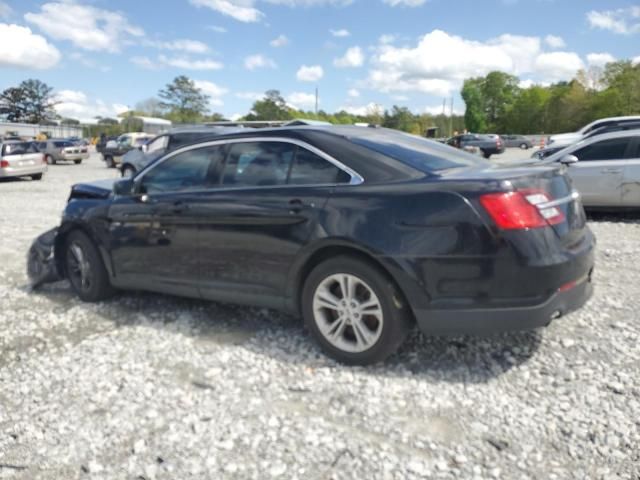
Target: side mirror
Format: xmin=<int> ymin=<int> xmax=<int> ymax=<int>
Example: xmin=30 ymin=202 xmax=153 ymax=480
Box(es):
xmin=560 ymin=154 xmax=578 ymax=165
xmin=113 ymin=178 xmax=135 ymax=196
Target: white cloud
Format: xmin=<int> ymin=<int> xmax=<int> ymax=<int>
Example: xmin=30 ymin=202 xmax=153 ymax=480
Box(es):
xmin=348 ymin=88 xmax=360 ymax=97
xmin=0 ymin=2 xmax=12 ymax=18
xmin=544 ymin=34 xmax=565 ymax=49
xmin=145 ymin=38 xmax=210 ymax=54
xmin=270 ymin=34 xmax=289 ymax=47
xmin=208 ymin=25 xmax=227 ymax=33
xmin=287 ymin=92 xmax=317 ymax=109
xmin=297 ymin=64 xmax=324 ymax=82
xmin=366 ymin=29 xmax=584 ymax=96
xmin=338 ymin=102 xmax=383 ymax=116
xmin=424 ymin=104 xmax=463 ymax=115
xmin=633 ymin=56 xmax=640 ymax=66
xmin=189 ymin=0 xmax=264 ymax=22
xmin=587 ymin=52 xmax=615 ymax=68
xmin=193 ymin=80 xmax=228 ymax=106
xmin=190 ymin=0 xmax=353 ymax=23
xmin=587 ymin=7 xmax=640 ymax=35
xmin=244 ymin=54 xmax=277 ymax=70
xmin=330 ymin=28 xmax=350 ymax=37
xmin=0 ymin=23 xmax=60 ymax=69
xmin=382 ymin=0 xmax=428 ymax=5
xmin=25 ymin=2 xmax=143 ymax=53
xmin=131 ymin=55 xmax=223 ymax=70
xmin=334 ymin=46 xmax=365 ymax=68
xmin=230 ymin=113 xmax=243 ymax=121
xmin=534 ymin=52 xmax=584 ymax=81
xmin=391 ymin=94 xmax=409 ymax=101
xmin=379 ymin=34 xmax=396 ymax=44
xmin=69 ymin=52 xmax=110 ymax=72
xmin=54 ymin=90 xmax=128 ymax=123
xmin=236 ymin=91 xmax=264 ymax=101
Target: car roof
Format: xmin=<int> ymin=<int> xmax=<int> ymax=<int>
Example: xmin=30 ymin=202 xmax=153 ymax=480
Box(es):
xmin=580 ymin=115 xmax=640 ymax=133
xmin=546 ymin=128 xmax=640 ymax=161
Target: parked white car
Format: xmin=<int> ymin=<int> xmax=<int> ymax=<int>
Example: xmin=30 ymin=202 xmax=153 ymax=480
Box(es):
xmin=546 ymin=130 xmax=640 ymax=208
xmin=0 ymin=141 xmax=47 ymax=180
xmin=548 ymin=116 xmax=640 ymax=148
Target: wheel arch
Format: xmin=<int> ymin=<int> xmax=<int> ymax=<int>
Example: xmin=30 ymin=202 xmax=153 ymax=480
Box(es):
xmin=287 ymin=242 xmax=414 ymax=322
xmin=54 ymin=221 xmax=113 ymax=279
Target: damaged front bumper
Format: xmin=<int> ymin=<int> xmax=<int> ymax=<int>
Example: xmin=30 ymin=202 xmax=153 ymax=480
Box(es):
xmin=27 ymin=228 xmax=62 ymax=288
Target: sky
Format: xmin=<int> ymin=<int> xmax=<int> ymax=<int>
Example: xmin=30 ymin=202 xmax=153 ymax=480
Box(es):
xmin=0 ymin=0 xmax=639 ymax=122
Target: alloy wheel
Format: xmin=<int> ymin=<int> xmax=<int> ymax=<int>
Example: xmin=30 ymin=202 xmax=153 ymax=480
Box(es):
xmin=312 ymin=273 xmax=384 ymax=353
xmin=67 ymin=242 xmax=92 ymax=292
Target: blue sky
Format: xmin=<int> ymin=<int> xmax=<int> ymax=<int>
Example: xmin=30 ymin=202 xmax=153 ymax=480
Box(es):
xmin=0 ymin=0 xmax=639 ymax=122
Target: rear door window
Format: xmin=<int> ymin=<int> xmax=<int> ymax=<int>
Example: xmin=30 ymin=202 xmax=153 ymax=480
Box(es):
xmin=222 ymin=142 xmax=295 ymax=187
xmin=574 ymin=138 xmax=631 ymax=161
xmin=289 ymin=148 xmax=351 ymax=185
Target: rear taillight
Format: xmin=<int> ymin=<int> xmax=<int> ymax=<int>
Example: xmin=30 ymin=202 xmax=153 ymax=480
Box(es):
xmin=480 ymin=190 xmax=565 ymax=230
xmin=0 ymin=159 xmax=9 ymax=168
xmin=42 ymin=154 xmax=47 ymax=164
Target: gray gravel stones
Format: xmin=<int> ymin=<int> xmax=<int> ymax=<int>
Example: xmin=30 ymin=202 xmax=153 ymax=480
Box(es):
xmin=0 ymin=155 xmax=638 ymax=479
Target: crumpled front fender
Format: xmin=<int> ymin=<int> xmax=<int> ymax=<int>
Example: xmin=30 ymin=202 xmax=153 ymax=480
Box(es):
xmin=27 ymin=228 xmax=62 ymax=288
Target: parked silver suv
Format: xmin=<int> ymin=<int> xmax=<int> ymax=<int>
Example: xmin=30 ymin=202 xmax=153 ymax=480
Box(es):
xmin=38 ymin=139 xmax=89 ymax=165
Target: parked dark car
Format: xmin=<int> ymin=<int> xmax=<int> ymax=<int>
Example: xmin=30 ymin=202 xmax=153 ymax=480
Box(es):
xmin=28 ymin=126 xmax=595 ymax=365
xmin=100 ymin=133 xmax=154 ymax=169
xmin=502 ymin=134 xmax=533 ymax=149
xmin=119 ymin=126 xmax=242 ymax=177
xmin=447 ymin=133 xmax=505 ymax=158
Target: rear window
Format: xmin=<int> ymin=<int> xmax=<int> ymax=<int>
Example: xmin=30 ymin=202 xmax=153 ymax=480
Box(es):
xmin=1 ymin=142 xmax=38 ymax=156
xmin=53 ymin=141 xmax=73 ymax=148
xmin=348 ymin=130 xmax=489 ymax=173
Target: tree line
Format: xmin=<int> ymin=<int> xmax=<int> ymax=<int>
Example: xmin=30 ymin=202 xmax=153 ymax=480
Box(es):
xmin=461 ymin=60 xmax=640 ymax=134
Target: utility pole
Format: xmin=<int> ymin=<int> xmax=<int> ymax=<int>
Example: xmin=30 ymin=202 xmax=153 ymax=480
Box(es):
xmin=449 ymin=97 xmax=454 ymax=137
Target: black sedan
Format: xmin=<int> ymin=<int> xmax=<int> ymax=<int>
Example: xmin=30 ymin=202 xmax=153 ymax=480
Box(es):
xmin=29 ymin=126 xmax=595 ymax=365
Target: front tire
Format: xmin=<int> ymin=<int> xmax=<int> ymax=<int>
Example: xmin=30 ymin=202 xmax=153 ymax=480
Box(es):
xmin=105 ymin=155 xmax=115 ymax=168
xmin=302 ymin=256 xmax=412 ymax=365
xmin=74 ymin=159 xmax=82 ymax=165
xmin=31 ymin=173 xmax=43 ymax=181
xmin=65 ymin=231 xmax=114 ymax=302
xmin=520 ymin=143 xmax=529 ymax=150
xmin=46 ymin=155 xmax=56 ymax=165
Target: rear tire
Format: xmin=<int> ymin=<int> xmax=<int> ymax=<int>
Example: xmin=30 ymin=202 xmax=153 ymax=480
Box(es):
xmin=74 ymin=159 xmax=82 ymax=165
xmin=65 ymin=231 xmax=115 ymax=302
xmin=482 ymin=150 xmax=492 ymax=159
xmin=302 ymin=256 xmax=412 ymax=365
xmin=46 ymin=155 xmax=56 ymax=165
xmin=31 ymin=173 xmax=43 ymax=181
xmin=105 ymin=155 xmax=115 ymax=168
xmin=520 ymin=143 xmax=529 ymax=150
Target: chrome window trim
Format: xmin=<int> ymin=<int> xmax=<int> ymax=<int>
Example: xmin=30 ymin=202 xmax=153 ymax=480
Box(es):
xmin=536 ymin=191 xmax=580 ymax=210
xmin=135 ymin=136 xmax=364 ymax=191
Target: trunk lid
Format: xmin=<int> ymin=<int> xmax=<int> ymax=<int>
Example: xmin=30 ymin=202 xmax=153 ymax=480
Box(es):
xmin=442 ymin=162 xmax=587 ymax=245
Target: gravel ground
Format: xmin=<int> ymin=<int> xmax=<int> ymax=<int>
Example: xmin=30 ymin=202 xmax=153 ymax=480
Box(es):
xmin=0 ymin=153 xmax=638 ymax=480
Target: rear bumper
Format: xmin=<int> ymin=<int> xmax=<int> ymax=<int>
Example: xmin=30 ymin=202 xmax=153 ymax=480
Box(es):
xmin=414 ymin=274 xmax=593 ymax=335
xmin=62 ymin=153 xmax=90 ymax=161
xmin=0 ymin=165 xmax=47 ymax=178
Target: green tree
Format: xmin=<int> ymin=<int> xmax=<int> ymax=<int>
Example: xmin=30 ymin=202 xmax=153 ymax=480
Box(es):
xmin=246 ymin=90 xmax=292 ymax=121
xmin=461 ymin=79 xmax=487 ymax=133
xmin=0 ymin=79 xmax=58 ymax=124
xmin=504 ymin=86 xmax=551 ymax=134
xmin=481 ymin=71 xmax=519 ymax=131
xmin=159 ymin=76 xmax=210 ymax=123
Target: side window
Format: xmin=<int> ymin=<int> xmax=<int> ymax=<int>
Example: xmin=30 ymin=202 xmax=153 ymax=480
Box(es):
xmin=631 ymin=138 xmax=640 ymax=159
xmin=140 ymin=146 xmax=224 ymax=194
xmin=222 ymin=142 xmax=295 ymax=187
xmin=147 ymin=136 xmax=168 ymax=154
xmin=574 ymin=138 xmax=630 ymax=161
xmin=289 ymin=148 xmax=351 ymax=185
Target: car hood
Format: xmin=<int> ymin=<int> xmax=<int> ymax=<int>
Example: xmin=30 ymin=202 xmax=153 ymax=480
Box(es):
xmin=69 ymin=178 xmax=116 ymax=201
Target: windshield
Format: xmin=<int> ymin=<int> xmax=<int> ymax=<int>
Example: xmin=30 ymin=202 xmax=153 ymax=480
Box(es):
xmin=2 ymin=142 xmax=38 ymax=155
xmin=348 ymin=130 xmax=489 ymax=172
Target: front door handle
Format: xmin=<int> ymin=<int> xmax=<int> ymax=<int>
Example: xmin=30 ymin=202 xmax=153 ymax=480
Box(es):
xmin=289 ymin=198 xmax=316 ymax=214
xmin=601 ymin=168 xmax=622 ymax=174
